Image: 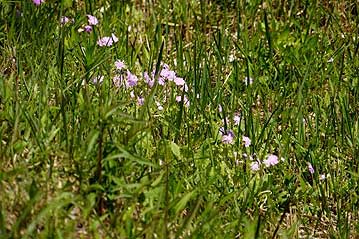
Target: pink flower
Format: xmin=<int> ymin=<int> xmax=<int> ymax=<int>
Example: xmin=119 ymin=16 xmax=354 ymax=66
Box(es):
xmin=173 ymin=77 xmax=185 ymax=86
xmin=115 ymin=60 xmax=126 ymax=70
xmin=143 ymin=72 xmax=154 ymax=87
xmin=233 ymin=114 xmax=241 ymax=125
xmin=87 ymin=15 xmax=98 ymax=26
xmin=219 ymin=128 xmax=235 ymax=144
xmin=263 ymin=154 xmax=279 ymax=167
xmin=308 ymin=163 xmax=314 ymax=174
xmin=60 ymin=16 xmax=70 ymax=25
xmin=160 ymin=69 xmax=176 ymax=81
xmin=222 ymin=131 xmax=234 ymax=144
xmin=250 ymin=161 xmax=260 ymax=171
xmin=137 ymin=96 xmax=144 ymax=106
xmin=97 ymin=34 xmax=118 ymax=47
xmin=113 ymin=75 xmax=123 ymax=87
xmin=158 ymin=76 xmax=166 ymax=85
xmin=242 ymin=136 xmax=251 ymax=147
xmin=84 ymin=25 xmax=92 ymax=32
xmin=33 ymin=0 xmax=45 ymax=6
xmin=126 ymin=70 xmax=138 ymax=87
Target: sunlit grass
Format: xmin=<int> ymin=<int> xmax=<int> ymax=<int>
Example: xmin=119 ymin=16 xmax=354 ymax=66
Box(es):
xmin=1 ymin=0 xmax=359 ymax=238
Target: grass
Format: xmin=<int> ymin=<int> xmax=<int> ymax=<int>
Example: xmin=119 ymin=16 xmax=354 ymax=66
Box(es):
xmin=1 ymin=0 xmax=359 ymax=238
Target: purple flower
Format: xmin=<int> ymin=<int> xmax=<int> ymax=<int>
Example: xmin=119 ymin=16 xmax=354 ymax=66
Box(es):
xmin=308 ymin=163 xmax=314 ymax=174
xmin=115 ymin=60 xmax=126 ymax=70
xmin=137 ymin=96 xmax=144 ymax=106
xmin=84 ymin=25 xmax=92 ymax=33
xmin=263 ymin=154 xmax=279 ymax=167
xmin=159 ymin=69 xmax=171 ymax=83
xmin=250 ymin=161 xmax=260 ymax=171
xmin=97 ymin=34 xmax=118 ymax=47
xmin=87 ymin=15 xmax=98 ymax=26
xmin=242 ymin=136 xmax=251 ymax=147
xmin=33 ymin=0 xmax=45 ymax=6
xmin=143 ymin=71 xmax=154 ymax=87
xmin=126 ymin=70 xmax=138 ymax=87
xmin=219 ymin=128 xmax=234 ymax=144
xmin=221 ymin=130 xmax=235 ymax=144
xmin=161 ymin=69 xmax=177 ymax=81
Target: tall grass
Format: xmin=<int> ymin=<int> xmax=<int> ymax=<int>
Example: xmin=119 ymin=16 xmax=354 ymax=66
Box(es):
xmin=1 ymin=0 xmax=359 ymax=238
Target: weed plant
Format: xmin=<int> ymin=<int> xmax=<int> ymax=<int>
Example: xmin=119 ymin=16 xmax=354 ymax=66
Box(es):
xmin=1 ymin=0 xmax=359 ymax=238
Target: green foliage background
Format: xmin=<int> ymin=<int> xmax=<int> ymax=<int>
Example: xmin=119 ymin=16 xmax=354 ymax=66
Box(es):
xmin=0 ymin=0 xmax=359 ymax=238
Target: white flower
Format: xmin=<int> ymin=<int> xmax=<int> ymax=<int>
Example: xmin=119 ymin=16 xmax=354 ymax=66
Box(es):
xmin=92 ymin=75 xmax=104 ymax=84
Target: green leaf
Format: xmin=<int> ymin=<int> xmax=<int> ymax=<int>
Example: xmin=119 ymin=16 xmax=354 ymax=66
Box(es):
xmin=151 ymin=172 xmax=164 ymax=187
xmin=63 ymin=0 xmax=72 ymax=8
xmin=106 ymin=146 xmax=158 ymax=168
xmin=86 ymin=130 xmax=99 ymax=156
xmin=29 ymin=180 xmax=38 ymax=200
xmin=174 ymin=191 xmax=196 ymax=215
xmin=169 ymin=141 xmax=182 ymax=159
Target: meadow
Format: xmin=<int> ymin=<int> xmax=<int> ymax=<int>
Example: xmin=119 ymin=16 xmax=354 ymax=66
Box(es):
xmin=1 ymin=0 xmax=359 ymax=238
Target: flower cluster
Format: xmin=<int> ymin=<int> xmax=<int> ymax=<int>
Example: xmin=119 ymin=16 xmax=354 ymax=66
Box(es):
xmin=109 ymin=61 xmax=189 ymax=109
xmin=218 ymin=111 xmax=248 ymax=146
xmin=249 ymin=154 xmax=282 ymax=172
xmin=143 ymin=64 xmax=188 ymax=90
xmin=69 ymin=13 xmax=118 ymax=46
xmin=77 ymin=14 xmax=99 ymax=33
xmin=97 ymin=34 xmax=118 ymax=47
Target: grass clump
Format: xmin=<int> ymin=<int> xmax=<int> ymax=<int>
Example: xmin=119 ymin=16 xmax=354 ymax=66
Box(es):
xmin=1 ymin=0 xmax=359 ymax=238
